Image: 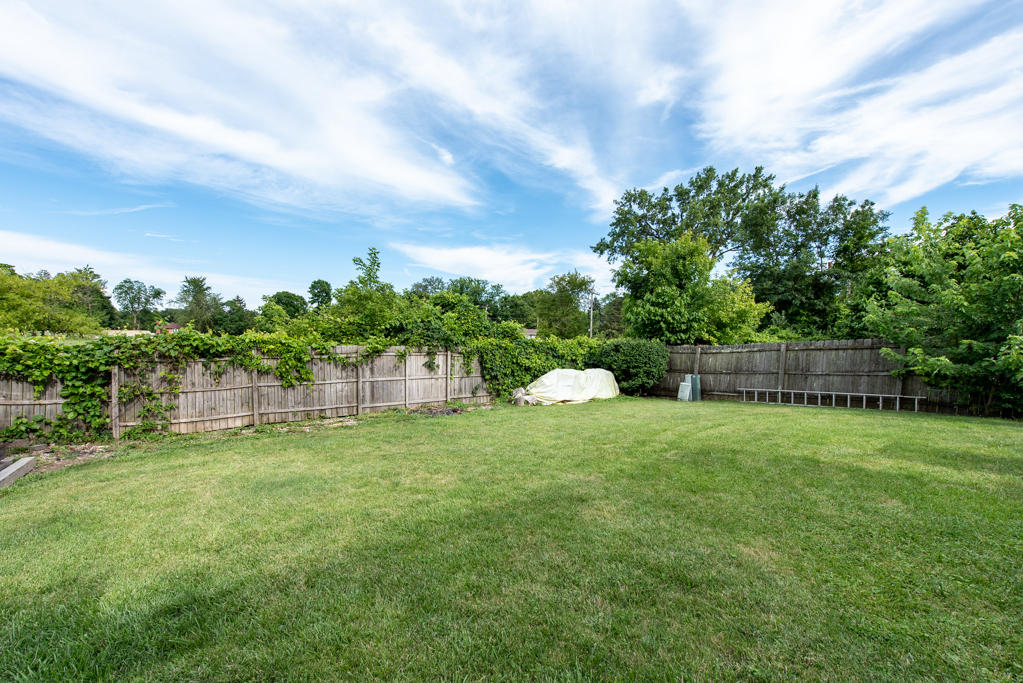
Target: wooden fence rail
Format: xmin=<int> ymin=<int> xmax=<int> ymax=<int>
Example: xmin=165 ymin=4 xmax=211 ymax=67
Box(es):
xmin=1 ymin=339 xmax=963 ymax=435
xmin=652 ymin=338 xmax=957 ymax=412
xmin=1 ymin=346 xmax=490 ymax=437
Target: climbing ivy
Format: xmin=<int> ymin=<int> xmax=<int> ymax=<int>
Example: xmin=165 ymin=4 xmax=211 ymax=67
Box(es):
xmin=0 ymin=326 xmax=609 ymax=441
xmin=465 ymin=336 xmax=604 ymax=398
xmin=0 ymin=330 xmax=355 ymax=440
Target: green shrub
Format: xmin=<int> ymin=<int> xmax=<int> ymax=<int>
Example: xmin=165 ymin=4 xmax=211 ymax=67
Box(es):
xmin=586 ymin=339 xmax=668 ymax=395
xmin=467 ymin=336 xmax=603 ymax=398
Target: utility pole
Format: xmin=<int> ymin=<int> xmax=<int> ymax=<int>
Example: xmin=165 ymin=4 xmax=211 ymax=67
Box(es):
xmin=589 ymin=292 xmax=594 ymax=338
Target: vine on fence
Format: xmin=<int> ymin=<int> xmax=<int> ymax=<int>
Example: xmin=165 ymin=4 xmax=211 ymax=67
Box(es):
xmin=0 ymin=328 xmax=610 ymax=441
xmin=0 ymin=330 xmax=360 ymax=440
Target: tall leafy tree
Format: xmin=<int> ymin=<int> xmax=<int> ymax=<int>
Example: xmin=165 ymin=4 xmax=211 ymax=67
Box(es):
xmin=66 ymin=266 xmax=119 ymax=328
xmin=866 ymin=205 xmax=1023 ymax=414
xmin=446 ymin=277 xmax=507 ymax=316
xmin=268 ymin=291 xmax=308 ymax=318
xmin=330 ymin=248 xmax=399 ymax=337
xmin=732 ymin=189 xmax=890 ymax=335
xmin=221 ymin=296 xmax=256 ymax=335
xmin=614 ymin=235 xmax=771 ymax=344
xmin=592 ymin=293 xmax=626 ymax=338
xmin=308 ymin=279 xmax=333 ymax=309
xmin=536 ymin=271 xmax=594 ymax=338
xmin=112 ymin=279 xmax=166 ymax=330
xmin=173 ymin=276 xmax=224 ymax=332
xmin=408 ymin=276 xmax=446 ymax=297
xmin=1 ymin=265 xmax=106 ymax=333
xmin=593 ymin=166 xmax=784 ymax=263
xmin=492 ymin=290 xmax=542 ymax=327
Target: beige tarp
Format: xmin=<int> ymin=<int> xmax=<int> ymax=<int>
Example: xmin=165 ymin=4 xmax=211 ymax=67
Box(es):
xmin=525 ymin=368 xmax=620 ymax=405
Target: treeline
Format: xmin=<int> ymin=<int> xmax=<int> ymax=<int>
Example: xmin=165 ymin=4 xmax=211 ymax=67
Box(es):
xmin=598 ymin=167 xmax=1023 ymax=413
xmin=0 ymin=266 xmax=258 ymax=335
xmin=3 ymin=164 xmax=1021 ymax=413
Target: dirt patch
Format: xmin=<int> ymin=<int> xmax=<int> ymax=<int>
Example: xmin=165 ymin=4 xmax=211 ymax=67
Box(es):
xmin=31 ymin=444 xmax=113 ymax=474
xmin=408 ymin=406 xmax=465 ymax=417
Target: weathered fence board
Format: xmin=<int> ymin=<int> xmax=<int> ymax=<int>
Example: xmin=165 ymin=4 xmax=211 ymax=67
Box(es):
xmin=0 ymin=346 xmax=491 ymax=437
xmin=654 ymin=338 xmax=955 ymax=411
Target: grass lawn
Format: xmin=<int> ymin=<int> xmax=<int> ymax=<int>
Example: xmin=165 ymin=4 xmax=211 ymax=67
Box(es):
xmin=1 ymin=398 xmax=1021 ymax=682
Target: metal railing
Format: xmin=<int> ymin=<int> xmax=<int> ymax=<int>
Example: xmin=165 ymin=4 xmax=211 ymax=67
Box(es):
xmin=738 ymin=388 xmax=926 ymax=412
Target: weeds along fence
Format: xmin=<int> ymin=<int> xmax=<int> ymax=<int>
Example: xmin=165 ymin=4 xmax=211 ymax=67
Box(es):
xmin=1 ymin=347 xmax=490 ymax=437
xmin=652 ymin=338 xmax=957 ymax=413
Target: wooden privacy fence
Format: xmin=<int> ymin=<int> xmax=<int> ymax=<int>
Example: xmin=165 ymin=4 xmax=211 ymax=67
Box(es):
xmin=2 ymin=347 xmax=490 ymax=438
xmin=652 ymin=338 xmax=956 ymax=412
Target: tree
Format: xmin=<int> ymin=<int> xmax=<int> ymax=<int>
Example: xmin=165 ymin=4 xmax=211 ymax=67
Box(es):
xmin=268 ymin=291 xmax=308 ymax=318
xmin=593 ymin=166 xmax=784 ymax=263
xmin=536 ymin=271 xmax=594 ymax=338
xmin=113 ymin=279 xmax=165 ymax=330
xmin=408 ymin=277 xmax=446 ymax=297
xmin=614 ymin=235 xmax=771 ymax=344
xmin=446 ymin=277 xmax=507 ymax=316
xmin=173 ymin=276 xmax=224 ymax=332
xmin=330 ymin=248 xmax=399 ymax=337
xmin=0 ymin=265 xmax=108 ymax=333
xmin=221 ymin=296 xmax=256 ymax=335
xmin=596 ymin=169 xmax=890 ymax=337
xmin=308 ymin=279 xmax=332 ymax=310
xmin=866 ymin=205 xmax=1023 ymax=414
xmin=493 ymin=290 xmax=542 ymax=327
xmin=66 ymin=266 xmax=119 ymax=328
xmin=592 ymin=293 xmax=626 ymax=338
xmin=730 ymin=188 xmax=890 ymax=336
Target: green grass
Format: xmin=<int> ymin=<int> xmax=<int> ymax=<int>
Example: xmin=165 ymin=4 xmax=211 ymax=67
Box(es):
xmin=1 ymin=399 xmax=1022 ymax=682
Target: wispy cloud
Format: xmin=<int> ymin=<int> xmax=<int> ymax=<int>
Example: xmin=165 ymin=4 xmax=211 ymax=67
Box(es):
xmin=0 ymin=0 xmax=1019 ymax=225
xmin=60 ymin=202 xmax=175 ymax=216
xmin=686 ymin=0 xmax=1021 ymax=204
xmin=0 ymin=229 xmax=296 ymax=307
xmin=391 ymin=241 xmax=614 ymax=293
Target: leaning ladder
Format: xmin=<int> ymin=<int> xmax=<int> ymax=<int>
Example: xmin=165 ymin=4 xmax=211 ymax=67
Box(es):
xmin=738 ymin=388 xmax=926 ymax=412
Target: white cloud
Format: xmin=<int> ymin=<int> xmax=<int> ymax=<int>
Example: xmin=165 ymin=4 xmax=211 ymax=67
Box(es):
xmin=685 ymin=0 xmax=1022 ymax=204
xmin=60 ymin=203 xmax=174 ymax=216
xmin=391 ymin=241 xmax=614 ymax=293
xmin=0 ymin=230 xmax=295 ymax=308
xmin=0 ymin=0 xmax=633 ymax=217
xmin=0 ymin=0 xmax=1019 ymax=223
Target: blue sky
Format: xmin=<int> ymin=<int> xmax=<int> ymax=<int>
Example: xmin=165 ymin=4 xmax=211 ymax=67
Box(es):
xmin=1 ymin=0 xmax=1022 ymax=306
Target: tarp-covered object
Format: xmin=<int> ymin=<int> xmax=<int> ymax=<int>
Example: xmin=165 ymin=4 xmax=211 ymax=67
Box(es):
xmin=526 ymin=369 xmax=619 ymax=405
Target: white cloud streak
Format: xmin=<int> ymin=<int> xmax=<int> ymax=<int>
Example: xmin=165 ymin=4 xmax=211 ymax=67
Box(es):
xmin=391 ymin=241 xmax=614 ymax=293
xmin=0 ymin=229 xmax=295 ymax=307
xmin=61 ymin=203 xmax=174 ymax=215
xmin=0 ymin=0 xmax=1019 ymax=221
xmin=685 ymin=0 xmax=1023 ymax=204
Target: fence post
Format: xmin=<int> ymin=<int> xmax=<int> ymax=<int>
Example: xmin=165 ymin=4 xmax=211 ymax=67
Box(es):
xmin=251 ymin=369 xmax=260 ymax=427
xmin=694 ymin=346 xmax=702 ymax=375
xmin=357 ymin=361 xmax=363 ymax=415
xmin=777 ymin=342 xmax=787 ymax=390
xmin=403 ymin=348 xmax=409 ymax=409
xmin=894 ymin=344 xmax=906 ymax=396
xmin=445 ymin=351 xmax=451 ymax=404
xmin=110 ymin=366 xmax=120 ymax=441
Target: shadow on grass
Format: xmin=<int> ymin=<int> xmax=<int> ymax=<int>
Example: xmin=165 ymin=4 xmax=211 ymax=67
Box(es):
xmin=2 ymin=405 xmax=1021 ymax=682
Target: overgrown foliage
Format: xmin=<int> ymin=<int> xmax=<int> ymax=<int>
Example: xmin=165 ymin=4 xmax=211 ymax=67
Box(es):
xmin=866 ymin=206 xmax=1023 ymax=415
xmin=584 ymin=338 xmax=668 ymax=395
xmin=0 ymin=330 xmax=350 ymax=441
xmin=613 ymin=235 xmax=771 ymax=344
xmin=596 ymin=166 xmax=891 ymax=339
xmin=465 ymin=336 xmax=603 ymax=398
xmin=0 ymin=264 xmax=117 ymax=334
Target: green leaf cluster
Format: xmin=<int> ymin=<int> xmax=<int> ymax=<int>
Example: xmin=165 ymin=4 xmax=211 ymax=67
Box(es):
xmin=465 ymin=336 xmax=604 ymax=398
xmin=866 ymin=205 xmax=1023 ymax=414
xmin=584 ymin=339 xmax=668 ymax=395
xmin=613 ymin=234 xmax=771 ymax=344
